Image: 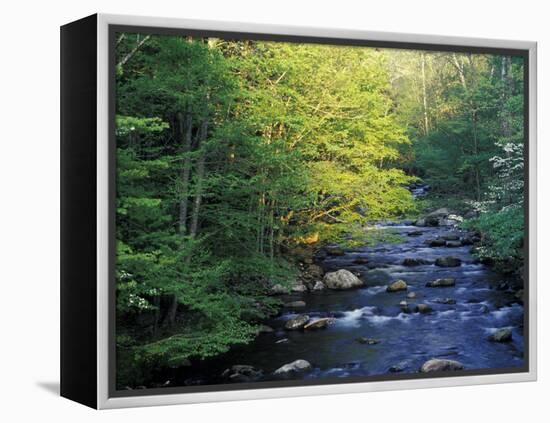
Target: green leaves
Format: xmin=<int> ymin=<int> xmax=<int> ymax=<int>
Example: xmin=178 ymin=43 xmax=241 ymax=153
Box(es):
xmin=463 ymin=205 xmax=524 ymax=269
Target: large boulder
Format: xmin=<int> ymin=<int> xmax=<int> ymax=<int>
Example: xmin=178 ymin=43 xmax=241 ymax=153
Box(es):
xmin=445 ymin=241 xmax=462 ymax=248
xmin=489 ymin=328 xmax=513 ymax=343
xmin=386 ymin=279 xmax=408 ymax=292
xmin=420 ymin=358 xmax=464 ymax=373
xmin=273 ymin=359 xmax=312 ymax=377
xmin=304 ymin=317 xmax=334 ymax=330
xmin=284 ymin=314 xmax=310 ymax=330
xmin=323 ymin=269 xmax=364 ymax=290
xmin=435 ymin=257 xmax=462 ymax=267
xmin=426 ymin=278 xmax=456 ymax=288
xmin=221 ymin=365 xmax=263 ymax=383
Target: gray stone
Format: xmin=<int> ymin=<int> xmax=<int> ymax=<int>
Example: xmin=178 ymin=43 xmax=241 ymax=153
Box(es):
xmin=426 ymin=278 xmax=456 ymax=287
xmin=420 ymin=358 xmax=464 ymax=373
xmin=386 ymin=279 xmax=408 ymax=292
xmin=273 ymin=359 xmax=312 ymax=377
xmin=222 ymin=365 xmax=263 ymax=383
xmin=323 ymin=269 xmax=364 ymax=290
xmin=284 ymin=314 xmax=310 ymax=330
xmin=304 ymin=317 xmax=334 ymax=330
xmin=312 ymin=280 xmax=326 ymax=291
xmin=489 ymin=328 xmax=513 ymax=343
xmin=291 ymin=283 xmax=308 ymax=293
xmin=270 ymin=284 xmax=288 ymax=295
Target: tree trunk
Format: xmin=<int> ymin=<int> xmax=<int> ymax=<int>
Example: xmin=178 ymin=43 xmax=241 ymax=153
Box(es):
xmin=117 ymin=34 xmax=151 ymax=68
xmin=152 ymin=296 xmax=161 ymax=336
xmin=472 ymin=111 xmax=481 ymax=202
xmin=268 ymin=199 xmax=275 ymax=262
xmin=500 ymin=56 xmax=513 ymax=140
xmin=451 ymin=53 xmax=467 ymax=89
xmin=189 ymin=120 xmax=209 ymax=238
xmin=420 ymin=53 xmax=430 ymax=135
xmin=166 ymin=295 xmax=178 ymax=327
xmin=500 ymin=56 xmax=513 ymax=205
xmin=178 ymin=111 xmax=193 ymax=234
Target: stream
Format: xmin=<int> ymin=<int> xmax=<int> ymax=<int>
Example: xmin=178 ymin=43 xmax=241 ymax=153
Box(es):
xmin=167 ymin=218 xmax=524 ymax=387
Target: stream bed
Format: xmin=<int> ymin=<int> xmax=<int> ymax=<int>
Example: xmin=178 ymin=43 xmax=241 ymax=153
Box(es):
xmin=170 ymin=222 xmax=524 ymax=386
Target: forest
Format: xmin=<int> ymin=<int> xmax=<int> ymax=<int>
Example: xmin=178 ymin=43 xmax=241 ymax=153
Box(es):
xmin=114 ymin=33 xmax=525 ymax=388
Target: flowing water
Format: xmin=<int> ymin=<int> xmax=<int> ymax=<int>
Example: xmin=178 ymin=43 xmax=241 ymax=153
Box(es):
xmin=170 ymin=220 xmax=524 ymax=386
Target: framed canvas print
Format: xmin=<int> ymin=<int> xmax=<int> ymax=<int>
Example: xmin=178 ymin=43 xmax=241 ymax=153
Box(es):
xmin=60 ymin=13 xmax=537 ymax=409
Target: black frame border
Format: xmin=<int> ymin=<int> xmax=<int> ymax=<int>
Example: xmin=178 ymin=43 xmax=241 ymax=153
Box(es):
xmin=60 ymin=13 xmax=98 ymax=409
xmin=107 ymin=23 xmax=531 ymax=399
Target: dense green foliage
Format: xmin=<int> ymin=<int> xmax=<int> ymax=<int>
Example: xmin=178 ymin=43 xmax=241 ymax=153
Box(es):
xmin=389 ymin=51 xmax=525 ymax=266
xmin=114 ymin=34 xmax=525 ymax=387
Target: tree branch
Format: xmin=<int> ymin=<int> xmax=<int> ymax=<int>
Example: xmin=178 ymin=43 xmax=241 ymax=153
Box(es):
xmin=117 ymin=35 xmax=151 ymax=68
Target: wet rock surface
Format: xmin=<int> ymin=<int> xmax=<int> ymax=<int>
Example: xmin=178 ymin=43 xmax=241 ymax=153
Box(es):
xmin=420 ymin=358 xmax=465 ymax=373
